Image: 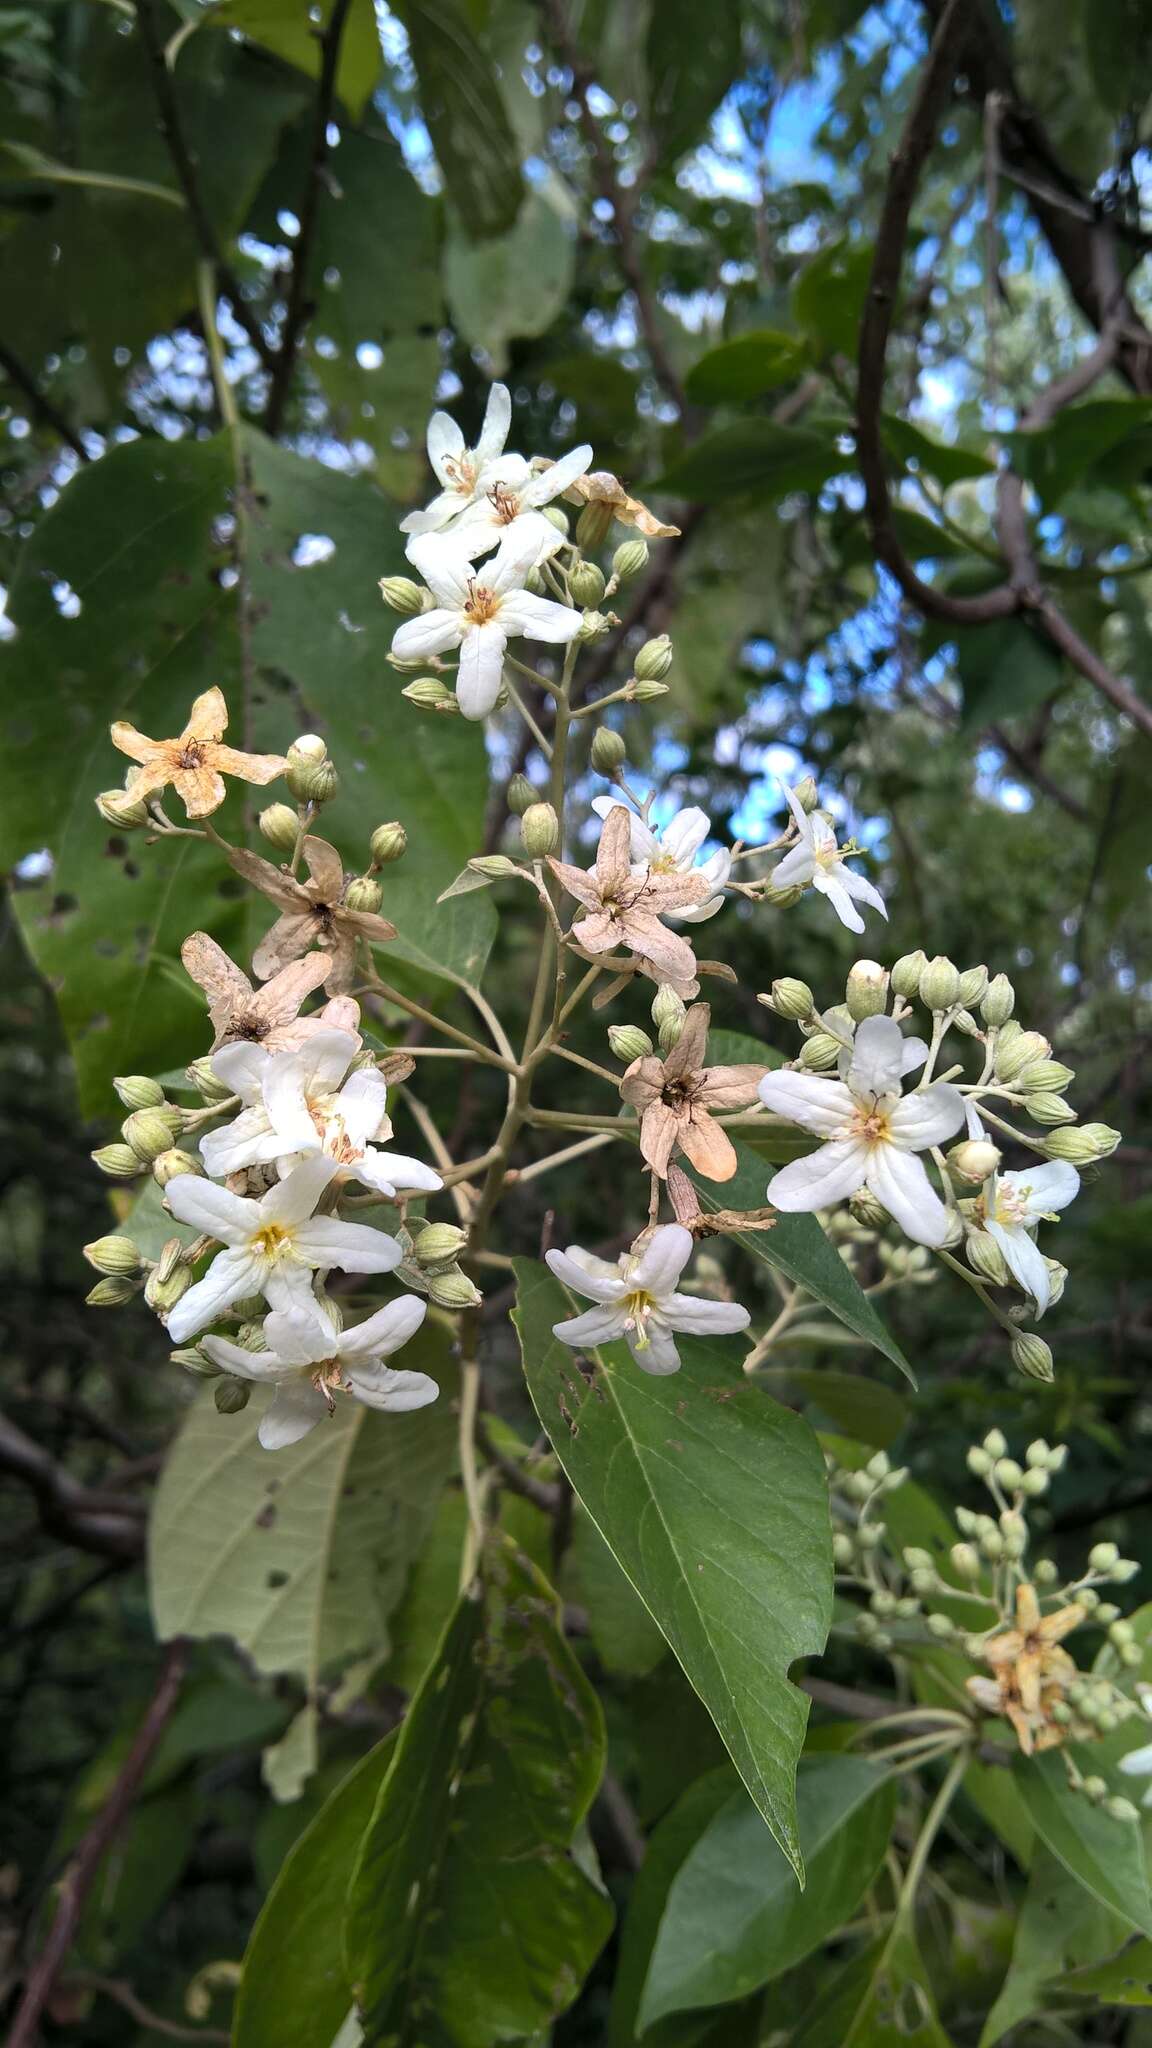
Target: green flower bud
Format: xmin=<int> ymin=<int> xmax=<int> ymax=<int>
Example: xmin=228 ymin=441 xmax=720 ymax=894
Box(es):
xmin=983 ymin=1429 xmax=1008 ymax=1458
xmin=1045 ymin=1123 xmax=1121 ymax=1163
xmin=590 ymin=727 xmax=627 ymax=776
xmin=798 ymin=1033 xmax=842 ymax=1072
xmin=1016 ymin=1060 xmax=1075 ymax=1095
xmin=541 ymin=504 xmax=570 ymax=537
xmin=412 ymin=1222 xmax=469 ymax=1268
xmin=652 ymin=984 xmax=686 ymax=1052
xmin=634 ymin=634 xmax=673 ymax=681
xmin=170 ymin=1345 xmax=221 ymax=1377
xmin=1025 ymin=1093 xmax=1078 ymax=1126
xmin=966 ymin=1446 xmax=993 ymax=1477
xmin=122 ymin=1106 xmax=185 ymax=1162
xmin=790 ymin=775 xmax=819 ymax=813
xmin=568 ymin=560 xmax=606 ymax=608
xmin=1106 ymin=1796 xmax=1141 ymax=1824
xmin=370 ymin=821 xmax=407 ymax=866
xmin=1012 ymin=1333 xmax=1054 ymax=1382
xmin=630 ymin=678 xmax=670 ymax=702
xmin=848 ymin=1187 xmax=888 ymax=1228
xmin=1020 ymin=1468 xmax=1048 ymax=1497
xmin=286 ymin=752 xmax=338 ymax=806
xmin=468 ymin=854 xmax=519 ymax=880
xmin=344 ymin=875 xmax=383 ymax=914
xmin=427 ymin=1267 xmax=484 ymax=1310
xmin=995 ymin=1458 xmax=1023 ymax=1491
xmin=980 ymin=973 xmax=1016 ymax=1027
xmin=258 ymin=802 xmax=301 ymax=853
xmin=96 ymin=787 xmax=150 ymax=830
xmin=91 ymin=1142 xmax=144 ymax=1180
xmin=83 ymin=1234 xmax=143 ymax=1277
xmin=920 ymin=955 xmax=960 ymax=1011
xmin=951 ymin=1542 xmax=980 ymax=1579
xmin=1077 ymin=1586 xmax=1100 ymax=1612
xmin=521 ymin=802 xmax=559 ymax=859
xmin=1082 ymin=1775 xmax=1107 ymax=1803
xmin=153 ymin=1147 xmax=204 ymax=1187
xmin=144 ymin=1261 xmax=193 ymax=1315
xmin=889 ymin=950 xmax=927 ymax=999
xmin=185 ymin=1056 xmax=234 ymax=1104
xmin=948 ymin=1140 xmax=1001 ymax=1185
xmin=995 ymin=1029 xmax=1050 ymax=1082
xmin=1096 ymin=1603 xmax=1121 ymax=1624
xmin=765 ymin=978 xmax=814 ymax=1021
xmin=608 ymin=1024 xmax=654 ymax=1063
xmin=612 ymin=539 xmax=649 ymax=582
xmin=1025 ymin=1439 xmax=1050 ymax=1467
xmin=832 ymin=1532 xmax=854 ymax=1566
xmin=979 ymin=1528 xmax=1004 ymax=1559
xmin=574 ymin=500 xmax=610 ymax=550
xmin=1121 ymin=1642 xmax=1144 ymax=1668
xmin=507 ymin=774 xmax=535 ymax=817
xmin=113 ymin=1074 xmax=165 ymax=1111
xmin=577 ymin=608 xmax=610 ymax=642
xmin=86 ymin=1274 xmax=139 ymax=1306
xmin=1110 ymin=1557 xmax=1140 ymax=1584
xmin=1109 ymin=1618 xmax=1135 ymax=1645
xmin=846 ymin=959 xmax=889 ymax=1022
xmin=958 ymin=965 xmax=989 ymax=1007
xmin=402 ymin=677 xmax=460 ymax=714
xmin=926 ymin=1612 xmax=955 ymax=1638
xmin=379 ymin=575 xmax=427 ymax=616
xmin=214 ymin=1378 xmax=251 ymax=1415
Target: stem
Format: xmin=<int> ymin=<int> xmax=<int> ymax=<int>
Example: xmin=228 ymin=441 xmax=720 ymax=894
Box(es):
xmin=361 ymin=970 xmax=515 ymax=1069
xmin=457 ymin=1357 xmax=485 ymax=1590
xmin=894 ymin=1748 xmax=968 ymax=1921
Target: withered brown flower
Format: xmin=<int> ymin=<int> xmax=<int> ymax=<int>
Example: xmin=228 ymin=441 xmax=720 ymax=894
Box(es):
xmin=966 ymin=1582 xmax=1087 ymax=1755
xmin=227 ymin=836 xmax=397 ymax=993
xmin=621 ymin=1003 xmax=768 ymax=1182
xmin=561 ymin=468 xmax=681 ymax=539
xmin=548 ymin=806 xmax=707 ymax=991
xmin=111 ymin=687 xmax=287 ymax=819
xmin=180 ymin=934 xmax=360 ymax=1052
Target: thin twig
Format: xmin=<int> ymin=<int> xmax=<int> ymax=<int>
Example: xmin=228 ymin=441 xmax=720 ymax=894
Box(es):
xmin=0 ymin=340 xmax=89 ymax=461
xmin=67 ymin=1974 xmax=229 ymax=2043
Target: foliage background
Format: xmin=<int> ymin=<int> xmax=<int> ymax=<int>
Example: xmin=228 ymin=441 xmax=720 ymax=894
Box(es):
xmin=1 ymin=0 xmax=1151 ymax=2041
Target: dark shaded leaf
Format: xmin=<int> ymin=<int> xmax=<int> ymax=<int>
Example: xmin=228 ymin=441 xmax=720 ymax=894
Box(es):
xmin=882 ymin=415 xmax=996 ymax=488
xmin=645 ymin=0 xmax=743 ymax=163
xmin=652 ymin=421 xmax=847 ymax=503
xmin=392 ymin=0 xmax=523 ymax=239
xmin=952 ymin=617 xmax=1064 ymax=730
xmin=685 ymin=330 xmax=809 ymax=405
xmin=1014 ymin=1750 xmax=1152 ymax=1938
xmin=791 ymin=239 xmax=875 ymax=359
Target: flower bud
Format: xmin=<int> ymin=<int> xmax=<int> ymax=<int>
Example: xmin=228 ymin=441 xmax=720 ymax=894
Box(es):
xmin=344 ymin=875 xmax=383 ymax=914
xmin=185 ymin=1056 xmax=234 ymax=1104
xmin=153 ymin=1147 xmax=204 ymax=1187
xmin=980 ymin=973 xmax=1015 ymax=1027
xmin=608 ymin=1024 xmax=653 ymax=1063
xmin=568 ymin=560 xmax=606 ymax=608
xmin=215 ymin=1379 xmax=251 ymax=1415
xmin=91 ymin=1142 xmax=143 ymax=1180
xmin=788 ymin=775 xmax=818 ymax=813
xmin=845 ymin=960 xmax=889 ymax=1022
xmin=765 ymin=978 xmax=814 ymax=1021
xmin=96 ymin=787 xmax=150 ymax=830
xmin=86 ymin=1274 xmax=139 ymax=1306
xmin=574 ymin=500 xmax=609 ymax=550
xmin=170 ymin=1345 xmax=221 ymax=1377
xmin=1111 ymin=1558 xmax=1140 ymax=1583
xmin=889 ymin=951 xmax=927 ymax=999
xmin=994 ymin=1457 xmax=1023 ymax=1491
xmin=651 ymin=984 xmax=686 ymax=1052
xmin=612 ymin=539 xmax=649 ymax=581
xmin=1024 ymin=1093 xmax=1077 ymax=1126
xmin=113 ymin=1074 xmax=165 ymax=1111
xmin=412 ymin=1223 xmax=469 ymax=1268
xmin=1106 ymin=1797 xmax=1141 ymax=1824
xmin=634 ymin=634 xmax=673 ymax=681
xmin=426 ymin=1267 xmax=484 ymax=1310
xmin=848 ymin=1187 xmax=887 ymax=1227
xmin=1012 ymin=1333 xmax=1054 ymax=1382
xmin=541 ymin=504 xmax=570 ymax=537
xmin=1089 ymin=1541 xmax=1119 ymax=1572
xmin=144 ymin=1261 xmax=193 ymax=1316
xmin=258 ymin=803 xmax=300 ymax=853
xmin=920 ymin=955 xmax=960 ymax=1011
xmin=379 ymin=575 xmax=427 ymax=615
xmin=995 ymin=1029 xmax=1050 ymax=1082
xmin=1025 ymin=1438 xmax=1050 ymax=1468
xmin=1016 ymin=1060 xmax=1074 ymax=1095
xmin=83 ymin=1234 xmax=143 ymax=1277
xmin=948 ymin=1140 xmax=1001 ymax=1185
xmin=122 ymin=1106 xmax=185 ymax=1162
xmin=507 ymin=774 xmax=535 ymax=817
xmin=520 ymin=802 xmax=559 ymax=859
xmin=287 ymin=753 xmax=338 ymax=806
xmin=798 ymin=1033 xmax=842 ymax=1072
xmin=370 ymin=821 xmax=407 ymax=866
xmin=1045 ymin=1123 xmax=1120 ymax=1163
xmin=831 ymin=1532 xmax=854 ymax=1567
xmin=590 ymin=727 xmax=627 ymax=776
xmin=468 ymin=855 xmax=519 ymax=880
xmin=926 ymin=1612 xmax=955 ymax=1639
xmin=292 ymin=734 xmax=328 ymax=762
xmin=950 ymin=1542 xmax=980 ymax=1579
xmin=1020 ymin=1467 xmax=1048 ymax=1497
xmin=957 ymin=965 xmax=989 ymax=1007
xmin=402 ymin=677 xmax=459 ymax=713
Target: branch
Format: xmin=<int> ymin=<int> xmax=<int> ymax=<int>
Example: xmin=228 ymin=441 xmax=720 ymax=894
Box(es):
xmin=0 ymin=1411 xmax=146 ymax=1561
xmin=263 ymin=0 xmax=353 ymax=435
xmin=8 ymin=1639 xmax=190 ymax=2048
xmin=134 ymin=0 xmax=278 ymax=376
xmin=0 ymin=341 xmax=90 ymax=462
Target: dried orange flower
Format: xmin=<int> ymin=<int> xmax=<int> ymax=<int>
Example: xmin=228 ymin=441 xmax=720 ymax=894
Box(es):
xmin=110 ymin=687 xmax=287 ymax=819
xmin=966 ymin=1582 xmax=1087 ymax=1754
xmin=621 ymin=1003 xmax=768 ymax=1182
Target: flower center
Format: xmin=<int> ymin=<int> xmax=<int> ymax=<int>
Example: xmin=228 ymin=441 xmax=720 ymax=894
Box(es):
xmin=621 ymin=1289 xmax=656 ymax=1348
xmin=309 ymin=1357 xmax=345 ymax=1411
xmin=487 ymin=482 xmax=522 ymax=524
xmin=308 ymin=1095 xmax=363 ymax=1165
xmin=442 ymin=451 xmax=478 ymax=491
xmin=175 ymin=742 xmax=206 ymax=769
xmin=849 ymin=1106 xmax=891 ymax=1145
xmin=464 ymin=579 xmax=500 ymax=626
xmin=251 ymin=1222 xmax=292 ymax=1261
xmin=994 ymin=1186 xmax=1029 ymax=1225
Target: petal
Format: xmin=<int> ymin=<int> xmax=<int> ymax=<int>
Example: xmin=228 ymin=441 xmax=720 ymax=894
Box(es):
xmin=866 ymin=1146 xmax=952 ymax=1247
xmin=181 ymin=931 xmax=251 ymax=1008
xmin=456 ymin=621 xmax=507 ymax=720
xmin=209 ymin=746 xmax=288 ymax=788
xmin=1119 ymin=1743 xmax=1152 ymax=1778
xmin=400 ymin=488 xmax=469 ymax=536
xmin=499 ymin=591 xmax=584 ymax=645
xmin=199 ymin=1105 xmax=280 ymax=1178
xmin=426 ymin=408 xmax=465 ymax=482
xmin=768 ymin=1141 xmax=869 ymax=1212
xmin=165 ymin=1249 xmax=264 ymax=1344
xmin=661 ymin=1294 xmax=752 ymax=1336
xmin=887 ymin=1082 xmax=966 ymax=1152
xmin=334 ymin=1066 xmax=389 ymax=1146
xmin=1000 ymin=1162 xmax=1081 ymax=1219
xmin=847 ymin=1015 xmax=908 ymax=1104
xmin=391 ymin=608 xmax=465 ymax=662
xmin=291 ymin=1217 xmax=404 ymax=1274
xmin=164 ymin=1175 xmax=258 ymax=1246
xmin=771 ymin=843 xmax=815 ymax=888
xmin=782 ymin=783 xmax=816 ymax=844
xmin=899 ymin=1036 xmax=930 ymax=1077
xmin=355 ymin=1149 xmax=443 ymax=1197
xmin=812 ymin=871 xmax=866 ymax=934
xmin=261 ymin=1303 xmax=339 ymax=1366
xmin=638 ymin=1101 xmax=682 ymax=1178
xmin=986 ymin=1219 xmax=1052 ymax=1313
xmin=628 ymin=1321 xmax=681 ymax=1375
xmin=199 ymin=1335 xmax=290 ymax=1382
xmin=676 ymin=1109 xmax=738 ymax=1182
xmin=757 ymin=1070 xmax=856 ymax=1135
xmin=526 ymin=444 xmax=592 ymax=504
xmin=211 ymin=1040 xmax=272 ymax=1101
xmin=477 ymin=381 xmax=512 ymax=462
xmin=487 ymin=523 xmax=547 ymax=594
xmin=337 ymin=1294 xmax=428 ymax=1360
xmin=258 ymin=1382 xmax=329 ymax=1451
xmin=630 ymin=1223 xmax=694 ymax=1297
xmin=545 ymin=1246 xmax=626 ymax=1303
xmin=697 ymin=1064 xmax=768 ymax=1111
xmin=836 ymin=866 xmax=888 ymax=919
xmin=183 ymin=685 xmax=229 ymax=741
xmin=659 ymin=808 xmax=711 ymax=864
xmin=174 ymin=765 xmax=227 ymax=818
xmin=252 ymin=913 xmax=318 ymax=983
xmin=553 ymin=1304 xmax=629 ymax=1347
xmin=348 ymin=1364 xmax=440 ymax=1413
xmin=259 ymin=1154 xmax=339 ymax=1225
xmin=404 ymin=532 xmax=475 ymax=607
xmin=110 ymin=720 xmax=161 ymax=766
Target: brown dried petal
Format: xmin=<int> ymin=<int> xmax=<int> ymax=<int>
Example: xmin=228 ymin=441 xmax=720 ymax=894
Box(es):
xmin=676 ymin=1108 xmax=739 ymax=1182
xmin=697 ymin=1063 xmax=771 ymax=1110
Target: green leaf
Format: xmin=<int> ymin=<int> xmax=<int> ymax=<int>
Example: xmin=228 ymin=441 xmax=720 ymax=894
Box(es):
xmin=149 ymin=1324 xmax=457 ymax=1711
xmin=689 ymin=1136 xmax=914 ymax=1382
xmin=685 ymin=330 xmax=809 ymax=405
xmin=609 ymin=1766 xmax=739 ymax=2048
xmin=567 ymin=1503 xmax=669 ymax=1678
xmin=791 ymin=240 xmax=875 ymax=360
xmin=755 ymin=1366 xmax=908 ymax=1447
xmin=205 ymin=0 xmax=381 ymax=117
xmin=1082 ymin=0 xmax=1152 ymax=111
xmin=881 ymin=415 xmax=996 ymax=488
xmin=234 ymin=1733 xmax=397 ymax=2048
xmin=392 ymin=0 xmax=524 ymax=239
xmin=980 ymin=1845 xmax=1132 ymax=2045
xmin=445 ymin=183 xmax=576 ymax=372
xmin=795 ymin=1916 xmax=955 ymax=2045
xmin=1002 ymin=399 xmax=1152 ymax=510
xmin=645 ymin=0 xmax=742 ymax=163
xmin=344 ymin=1538 xmax=613 ymax=2045
xmin=951 ymin=617 xmax=1064 ymax=730
xmin=514 ymin=1259 xmax=832 ymax=1879
xmin=1057 ymin=1936 xmax=1152 ymax=2008
xmin=639 ymin=1755 xmax=896 ymax=2026
xmin=651 ymin=421 xmax=847 ymax=504
xmin=1014 ymin=1749 xmax=1152 ymax=1939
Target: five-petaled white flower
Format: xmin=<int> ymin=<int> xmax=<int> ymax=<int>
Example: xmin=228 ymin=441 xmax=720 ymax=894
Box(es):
xmin=758 ymin=1014 xmax=964 ymax=1246
xmin=393 ymin=530 xmax=583 ymax=721
xmin=199 ymin=1028 xmax=442 ymax=1199
xmin=591 ymin=797 xmax=731 ymax=923
xmin=772 ymin=783 xmax=887 ymax=935
xmin=400 ymin=382 xmax=515 ymax=536
xmin=445 ymin=443 xmax=594 ymax=566
xmin=164 ymin=1156 xmax=403 ymax=1343
xmin=201 ymin=1299 xmax=435 ymax=1450
xmin=546 ymin=1222 xmax=750 ymax=1375
xmin=980 ymin=1161 xmax=1079 ymax=1316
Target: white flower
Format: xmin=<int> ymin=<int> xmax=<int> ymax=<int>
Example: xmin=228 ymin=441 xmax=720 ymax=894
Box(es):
xmin=201 ymin=1298 xmax=435 ymax=1450
xmin=164 ymin=1156 xmax=403 ymax=1343
xmin=444 ymin=443 xmax=594 ymax=565
xmin=772 ymin=783 xmax=887 ymax=935
xmin=1119 ymin=1740 xmax=1152 ymax=1807
xmin=591 ymin=797 xmax=731 ymax=923
xmin=981 ymin=1161 xmax=1080 ymax=1316
xmin=393 ymin=529 xmax=583 ymax=720
xmin=545 ymin=1222 xmax=750 ymax=1375
xmin=400 ymin=383 xmax=516 ymax=536
xmin=199 ymin=1028 xmax=443 ymax=1199
xmin=758 ymin=1014 xmax=965 ymax=1246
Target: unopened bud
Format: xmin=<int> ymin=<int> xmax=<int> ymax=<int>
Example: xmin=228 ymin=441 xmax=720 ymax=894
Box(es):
xmin=468 ymin=855 xmax=518 ymax=880
xmin=86 ymin=1274 xmax=139 ymax=1306
xmin=113 ymin=1074 xmax=165 ymax=1111
xmin=287 ymin=753 xmax=338 ymax=806
xmin=144 ymin=1261 xmax=193 ymax=1315
xmin=170 ymin=1345 xmax=221 ymax=1377
xmin=344 ymin=875 xmax=383 ymax=914
xmin=214 ymin=1379 xmax=251 ymax=1415
xmin=981 ymin=974 xmax=1015 ymax=1027
xmin=577 ymin=608 xmax=611 ymax=642
xmin=1025 ymin=1093 xmax=1077 ymax=1126
xmin=541 ymin=504 xmax=570 ymax=537
xmin=291 ymin=734 xmax=327 ymax=762
xmin=948 ymin=1139 xmax=1001 ymax=1185
xmin=83 ymin=1235 xmax=143 ymax=1277
xmin=568 ymin=560 xmax=606 ymax=608
xmin=996 ymin=1029 xmax=1050 ymax=1082
xmin=957 ymin=965 xmax=989 ymax=1007
xmin=890 ymin=951 xmax=927 ymax=999
xmin=790 ymin=775 xmax=819 ymax=813
xmin=765 ymin=978 xmax=814 ymax=1021
xmin=91 ymin=1142 xmax=143 ymax=1180
xmin=612 ymin=539 xmax=649 ymax=582
xmin=402 ymin=677 xmax=459 ymax=713
xmin=1012 ymin=1333 xmax=1054 ymax=1382
xmin=651 ymin=984 xmax=686 ymax=1052
xmin=521 ymin=802 xmax=559 ymax=859
xmin=507 ymin=774 xmax=535 ymax=817
xmin=846 ymin=960 xmax=889 ymax=1022
xmin=1046 ymin=1123 xmax=1120 ymax=1163
xmin=259 ymin=803 xmax=300 ymax=853
xmin=631 ymin=678 xmax=670 ymax=702
xmin=966 ymin=1230 xmax=1008 ymax=1284
xmin=153 ymin=1148 xmax=204 ymax=1187
xmin=370 ymin=821 xmax=407 ymax=865
xmin=1106 ymin=1797 xmax=1141 ymax=1824
xmin=994 ymin=1457 xmax=1023 ymax=1491
xmin=1016 ymin=1060 xmax=1074 ymax=1095
xmin=96 ymin=787 xmax=150 ymax=830
xmin=412 ymin=1223 xmax=469 ymax=1268
xmin=426 ymin=1267 xmax=483 ymax=1310
xmin=920 ymin=955 xmax=960 ymax=1011
xmin=590 ymin=727 xmax=627 ymax=776
xmin=926 ymin=1612 xmax=955 ymax=1639
xmin=634 ymin=634 xmax=673 ymax=681
xmin=123 ymin=1106 xmax=185 ymax=1162
xmin=848 ymin=1187 xmax=887 ymax=1227
xmin=186 ymin=1056 xmax=234 ymax=1104
xmin=575 ymin=500 xmax=610 ymax=550
xmin=951 ymin=1542 xmax=980 ymax=1580
xmin=608 ymin=1024 xmax=653 ymax=1063
xmin=799 ymin=1033 xmax=842 ymax=1072
xmin=379 ymin=575 xmax=427 ymax=616
xmin=1089 ymin=1541 xmax=1119 ymax=1572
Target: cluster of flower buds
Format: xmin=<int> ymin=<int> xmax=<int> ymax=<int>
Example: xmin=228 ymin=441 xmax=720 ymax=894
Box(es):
xmin=89 ymin=1074 xmax=204 ymax=1199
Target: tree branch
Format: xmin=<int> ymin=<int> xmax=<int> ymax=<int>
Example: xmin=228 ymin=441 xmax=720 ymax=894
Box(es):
xmin=0 ymin=1411 xmax=146 ymax=1561
xmin=0 ymin=341 xmax=90 ymax=462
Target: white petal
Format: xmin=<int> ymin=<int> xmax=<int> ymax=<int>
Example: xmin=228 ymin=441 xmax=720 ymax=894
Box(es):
xmin=628 ymin=1321 xmax=681 ymax=1374
xmin=199 ymin=1106 xmax=279 ymax=1178
xmin=836 ymin=866 xmax=888 ymax=918
xmin=866 ymin=1146 xmax=952 ymax=1247
xmin=887 ymin=1083 xmax=966 ymax=1153
xmin=757 ymin=1071 xmax=856 ymax=1136
xmin=673 ymin=892 xmax=726 ymax=925
xmin=525 ymin=444 xmax=592 ymax=505
xmin=476 ymin=381 xmax=512 ymax=463
xmin=812 ymin=870 xmax=866 ymax=934
xmin=1000 ymin=1162 xmax=1081 ymax=1220
xmin=847 ymin=1015 xmax=908 ymax=1104
xmin=400 ymin=488 xmax=468 ymax=536
xmin=291 ymin=1216 xmax=404 ymax=1274
xmin=426 ymin=408 xmax=465 ymax=483
xmin=487 ymin=510 xmax=564 ymax=569
xmin=258 ymin=1381 xmax=329 ymax=1450
xmin=986 ymin=1219 xmax=1052 ymax=1313
xmin=899 ymin=1037 xmax=930 ymax=1077
xmin=499 ymin=590 xmax=583 ymax=646
xmin=262 ymin=1265 xmax=322 ymax=1316
xmin=661 ymin=1294 xmax=752 ymax=1336
xmin=1119 ymin=1743 xmax=1152 ymax=1778
xmin=210 ymin=1041 xmax=271 ymax=1102
xmin=348 ymin=1364 xmax=440 ymax=1413
xmin=164 ymin=1176 xmax=258 ymax=1247
xmin=405 ymin=534 xmax=472 ymax=608
xmin=630 ymin=1223 xmax=694 ymax=1298
xmin=771 ymin=843 xmax=816 ymax=889
xmin=660 ymin=808 xmax=711 ymax=864
xmin=260 ymin=1155 xmax=338 ymax=1226
xmin=200 ymin=1334 xmax=290 ymax=1382
xmin=768 ymin=1141 xmax=869 ymax=1212
xmin=262 ymin=1051 xmax=325 ymax=1154
xmin=782 ymin=783 xmax=817 ymax=846
xmin=545 ymin=1246 xmax=626 ymax=1303
xmin=488 ymin=522 xmax=547 ymax=594
xmin=328 ymin=1066 xmax=389 ymax=1147
xmin=166 ymin=1249 xmax=264 ymax=1343
xmin=554 ymin=1304 xmax=629 ymax=1347
xmin=261 ymin=1303 xmax=338 ymax=1366
xmin=337 ymin=1294 xmax=428 ymax=1360
xmin=390 ymin=608 xmax=465 ymax=662
xmin=355 ymin=1149 xmax=443 ymax=1197
xmin=456 ymin=621 xmax=507 ymax=720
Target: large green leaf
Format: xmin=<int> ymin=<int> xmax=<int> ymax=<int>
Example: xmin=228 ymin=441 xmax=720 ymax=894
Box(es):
xmin=980 ymin=1845 xmax=1132 ymax=2045
xmin=206 ymin=0 xmax=382 ymax=118
xmin=445 ymin=183 xmax=576 ymax=372
xmin=689 ymin=1136 xmax=914 ymax=1382
xmin=514 ymin=1259 xmax=832 ymax=1879
xmin=795 ymin=1917 xmax=954 ymax=2045
xmin=1003 ymin=399 xmax=1152 ymax=510
xmin=882 ymin=416 xmax=996 ymax=489
xmin=392 ymin=0 xmax=524 ymax=240
xmin=609 ymin=1766 xmax=740 ymax=2048
xmin=344 ymin=1538 xmax=613 ymax=2045
xmin=645 ymin=0 xmax=743 ymax=163
xmin=566 ymin=1502 xmax=669 ymax=1678
xmin=639 ymin=1755 xmax=896 ymax=2026
xmin=791 ymin=240 xmax=875 ymax=360
xmin=685 ymin=330 xmax=809 ymax=406
xmin=951 ymin=617 xmax=1064 ymax=730
xmin=652 ymin=421 xmax=846 ymax=503
xmin=1014 ymin=1750 xmax=1152 ymax=1938
xmin=234 ymin=1732 xmax=396 ymax=2048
